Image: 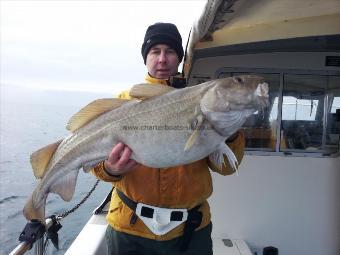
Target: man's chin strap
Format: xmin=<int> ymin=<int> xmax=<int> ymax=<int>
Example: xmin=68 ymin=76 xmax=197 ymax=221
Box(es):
xmin=168 ymin=75 xmax=187 ymax=88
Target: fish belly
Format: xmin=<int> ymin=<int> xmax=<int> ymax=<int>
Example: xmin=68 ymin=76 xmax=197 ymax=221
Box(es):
xmin=117 ymin=118 xmax=225 ymax=168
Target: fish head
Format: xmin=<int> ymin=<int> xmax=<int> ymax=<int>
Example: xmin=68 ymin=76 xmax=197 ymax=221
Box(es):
xmin=201 ymin=75 xmax=269 ymax=113
xmin=200 ymin=75 xmax=270 ymax=137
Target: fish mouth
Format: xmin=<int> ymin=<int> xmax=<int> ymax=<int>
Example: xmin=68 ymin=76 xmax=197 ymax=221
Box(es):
xmin=256 ymin=82 xmax=270 ymax=108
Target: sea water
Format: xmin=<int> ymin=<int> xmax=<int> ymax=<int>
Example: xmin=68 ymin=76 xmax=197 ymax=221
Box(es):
xmin=0 ymin=85 xmax=113 ymax=254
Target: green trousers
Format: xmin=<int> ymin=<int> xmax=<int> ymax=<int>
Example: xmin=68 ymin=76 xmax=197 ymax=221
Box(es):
xmin=105 ymin=223 xmax=213 ymax=255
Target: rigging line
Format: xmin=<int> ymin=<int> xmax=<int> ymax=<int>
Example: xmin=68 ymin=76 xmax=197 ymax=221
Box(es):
xmin=57 ymin=179 xmax=100 ymax=220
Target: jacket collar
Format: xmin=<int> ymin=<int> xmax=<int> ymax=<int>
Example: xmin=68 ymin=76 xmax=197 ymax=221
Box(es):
xmin=145 ymin=73 xmax=169 ymax=86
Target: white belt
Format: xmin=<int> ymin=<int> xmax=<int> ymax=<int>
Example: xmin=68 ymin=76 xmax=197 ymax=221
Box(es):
xmin=135 ymin=202 xmax=188 ymax=235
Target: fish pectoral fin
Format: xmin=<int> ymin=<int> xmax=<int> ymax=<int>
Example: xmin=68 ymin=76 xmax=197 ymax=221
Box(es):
xmin=184 ymin=115 xmax=204 ymax=151
xmin=209 ymin=143 xmax=239 ymax=173
xmin=83 ymin=165 xmax=93 ymax=173
xmin=67 ymin=98 xmax=130 ymax=132
xmin=50 ymin=170 xmax=79 ymax=201
xmin=184 ymin=130 xmax=199 ymax=151
xmin=129 ymin=83 xmax=175 ymax=99
xmin=30 ymin=140 xmax=63 ymax=179
xmin=83 ymin=158 xmax=105 ymax=173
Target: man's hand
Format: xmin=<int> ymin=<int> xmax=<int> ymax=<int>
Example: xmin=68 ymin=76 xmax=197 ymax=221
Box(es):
xmin=104 ymin=142 xmax=139 ymax=176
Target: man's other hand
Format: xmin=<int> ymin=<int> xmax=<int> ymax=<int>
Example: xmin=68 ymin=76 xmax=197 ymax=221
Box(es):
xmin=104 ymin=142 xmax=139 ymax=176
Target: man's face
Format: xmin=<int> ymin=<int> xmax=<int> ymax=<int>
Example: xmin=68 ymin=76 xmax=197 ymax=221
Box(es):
xmin=146 ymin=44 xmax=180 ymax=79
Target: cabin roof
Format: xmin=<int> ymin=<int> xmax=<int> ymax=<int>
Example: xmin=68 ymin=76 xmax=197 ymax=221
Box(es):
xmin=184 ymin=0 xmax=340 ymax=76
xmin=197 ymin=0 xmax=340 ymax=48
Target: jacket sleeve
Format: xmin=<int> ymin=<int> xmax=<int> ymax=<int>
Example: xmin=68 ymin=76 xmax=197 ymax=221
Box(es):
xmin=207 ymin=130 xmax=246 ymax=175
xmin=117 ymin=90 xmax=132 ymax=99
xmin=91 ymin=161 xmax=123 ymax=182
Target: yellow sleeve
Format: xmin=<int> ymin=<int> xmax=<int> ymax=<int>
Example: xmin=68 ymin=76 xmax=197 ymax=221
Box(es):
xmin=91 ymin=161 xmax=122 ymax=182
xmin=117 ymin=90 xmax=132 ymax=100
xmin=208 ymin=130 xmax=245 ymax=175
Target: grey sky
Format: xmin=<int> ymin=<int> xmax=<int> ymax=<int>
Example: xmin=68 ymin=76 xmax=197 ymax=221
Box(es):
xmin=1 ymin=0 xmax=206 ymax=95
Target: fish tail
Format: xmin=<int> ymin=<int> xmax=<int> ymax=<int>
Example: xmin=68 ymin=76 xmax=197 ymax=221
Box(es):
xmin=23 ymin=190 xmax=47 ymax=225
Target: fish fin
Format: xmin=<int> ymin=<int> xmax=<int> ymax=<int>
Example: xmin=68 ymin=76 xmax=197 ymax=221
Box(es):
xmin=83 ymin=158 xmax=105 ymax=173
xmin=209 ymin=143 xmax=239 ymax=174
xmin=67 ymin=98 xmax=130 ymax=132
xmin=184 ymin=115 xmax=204 ymax=151
xmin=23 ymin=191 xmax=47 ymax=224
xmin=184 ymin=129 xmax=199 ymax=151
xmin=30 ymin=140 xmax=63 ymax=179
xmin=83 ymin=165 xmax=93 ymax=173
xmin=129 ymin=83 xmax=175 ymax=99
xmin=50 ymin=170 xmax=79 ymax=201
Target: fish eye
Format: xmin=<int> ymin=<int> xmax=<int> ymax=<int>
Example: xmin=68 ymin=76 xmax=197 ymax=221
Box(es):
xmin=233 ymin=76 xmax=243 ymax=84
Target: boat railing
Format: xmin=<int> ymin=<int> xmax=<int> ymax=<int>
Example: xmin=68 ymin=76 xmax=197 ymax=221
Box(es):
xmin=9 ymin=180 xmax=102 ymax=255
xmin=9 ymin=217 xmax=57 ymax=255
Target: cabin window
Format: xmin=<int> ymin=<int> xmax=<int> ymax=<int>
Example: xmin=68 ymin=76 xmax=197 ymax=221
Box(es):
xmin=281 ymin=75 xmax=326 ymax=151
xmin=326 ymin=76 xmax=340 ymax=152
xmin=217 ymin=70 xmax=340 ymax=156
xmin=280 ymin=74 xmax=340 ymax=154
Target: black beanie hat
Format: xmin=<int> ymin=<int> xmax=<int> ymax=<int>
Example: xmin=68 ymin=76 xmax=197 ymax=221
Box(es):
xmin=141 ymin=22 xmax=184 ymax=64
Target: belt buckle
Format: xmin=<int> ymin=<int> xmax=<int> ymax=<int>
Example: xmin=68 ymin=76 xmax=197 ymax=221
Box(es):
xmin=140 ymin=205 xmax=186 ymax=221
xmin=135 ymin=203 xmax=188 ymax=235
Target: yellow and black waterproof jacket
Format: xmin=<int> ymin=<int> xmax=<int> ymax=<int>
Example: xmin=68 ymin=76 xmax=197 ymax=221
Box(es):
xmin=92 ymin=74 xmax=245 ymax=240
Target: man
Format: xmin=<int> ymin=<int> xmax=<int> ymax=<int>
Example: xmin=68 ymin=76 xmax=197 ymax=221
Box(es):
xmin=92 ymin=22 xmax=245 ymax=255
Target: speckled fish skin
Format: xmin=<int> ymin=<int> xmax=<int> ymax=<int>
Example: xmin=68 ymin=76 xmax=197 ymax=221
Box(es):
xmin=23 ymin=75 xmax=269 ymax=223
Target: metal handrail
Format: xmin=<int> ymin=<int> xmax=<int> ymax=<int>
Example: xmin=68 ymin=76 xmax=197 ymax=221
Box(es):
xmin=9 ymin=180 xmax=100 ymax=255
xmin=9 ymin=218 xmax=53 ymax=255
xmin=9 ymin=242 xmax=32 ymax=255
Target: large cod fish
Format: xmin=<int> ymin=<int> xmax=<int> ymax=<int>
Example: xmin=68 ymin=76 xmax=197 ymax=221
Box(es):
xmin=23 ymin=75 xmax=269 ymax=223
